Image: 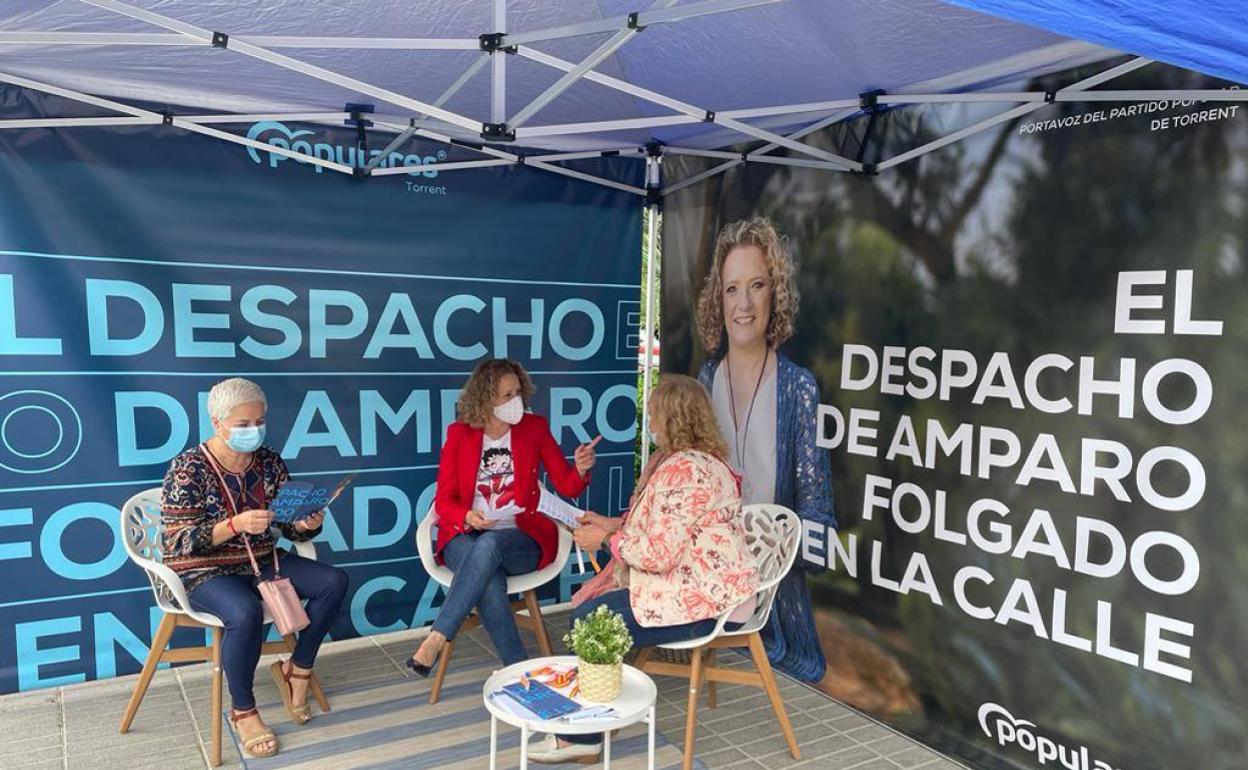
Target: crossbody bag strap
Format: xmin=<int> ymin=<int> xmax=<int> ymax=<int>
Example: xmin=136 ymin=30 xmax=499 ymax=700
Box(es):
xmin=200 ymin=443 xmax=277 ymax=578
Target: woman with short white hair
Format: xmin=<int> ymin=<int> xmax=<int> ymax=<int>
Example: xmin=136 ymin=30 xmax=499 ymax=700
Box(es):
xmin=161 ymin=377 xmax=348 ymax=759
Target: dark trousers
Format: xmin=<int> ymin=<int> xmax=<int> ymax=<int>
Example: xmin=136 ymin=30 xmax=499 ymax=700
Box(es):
xmin=189 ymin=553 xmax=348 ymax=710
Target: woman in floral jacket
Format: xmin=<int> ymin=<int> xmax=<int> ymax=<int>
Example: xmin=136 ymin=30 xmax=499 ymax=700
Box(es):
xmin=529 ymin=374 xmax=759 ymax=764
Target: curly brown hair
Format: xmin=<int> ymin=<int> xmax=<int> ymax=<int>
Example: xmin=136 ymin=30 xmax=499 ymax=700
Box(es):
xmin=695 ymin=216 xmax=799 ymax=357
xmin=650 ymin=375 xmax=727 ymax=460
xmin=457 ymin=358 xmax=535 ymax=428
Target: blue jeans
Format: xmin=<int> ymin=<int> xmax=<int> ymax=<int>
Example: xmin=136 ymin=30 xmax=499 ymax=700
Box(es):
xmin=189 ymin=552 xmax=348 ymax=711
xmin=434 ymin=528 xmax=542 ymax=665
xmin=561 ymin=589 xmax=737 ymax=745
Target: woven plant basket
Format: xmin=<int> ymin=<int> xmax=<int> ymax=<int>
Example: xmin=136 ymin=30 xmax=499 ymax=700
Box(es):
xmin=577 ymin=659 xmax=622 ymax=703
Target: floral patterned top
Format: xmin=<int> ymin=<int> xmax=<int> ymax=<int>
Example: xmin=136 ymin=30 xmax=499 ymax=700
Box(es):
xmin=161 ymin=444 xmax=319 ymax=596
xmin=611 ymin=449 xmax=760 ymax=628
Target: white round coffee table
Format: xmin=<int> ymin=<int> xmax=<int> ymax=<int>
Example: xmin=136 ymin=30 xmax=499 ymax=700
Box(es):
xmin=483 ymin=655 xmax=658 ymax=770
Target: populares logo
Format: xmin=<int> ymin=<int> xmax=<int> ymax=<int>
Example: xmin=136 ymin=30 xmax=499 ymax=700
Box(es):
xmin=245 ymin=121 xmax=445 ymax=177
xmin=978 ymin=703 xmax=1123 ymax=770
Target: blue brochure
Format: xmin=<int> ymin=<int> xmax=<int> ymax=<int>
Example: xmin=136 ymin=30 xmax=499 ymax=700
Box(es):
xmin=496 ymin=680 xmax=582 ymax=720
xmin=271 ymin=475 xmax=354 ymax=523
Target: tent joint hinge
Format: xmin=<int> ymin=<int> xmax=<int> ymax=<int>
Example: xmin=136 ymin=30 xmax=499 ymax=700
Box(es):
xmin=1045 ymin=91 xmax=1057 ymax=103
xmin=860 ymin=89 xmax=885 ymax=114
xmin=645 ymin=186 xmax=663 ymax=208
xmin=480 ymin=33 xmax=516 ymax=54
xmin=211 ymin=31 xmax=228 ymax=49
xmin=740 ymin=151 xmax=749 ymax=164
xmin=161 ymin=111 xmax=173 ymax=127
xmin=627 ymin=12 xmax=647 ymax=31
xmin=852 ymin=162 xmax=878 ymax=176
xmin=353 ymin=167 xmax=370 ymax=180
xmin=703 ymin=110 xmax=715 ymax=123
xmin=644 ymin=140 xmax=663 ymax=158
xmin=481 ymin=122 xmax=515 ymax=141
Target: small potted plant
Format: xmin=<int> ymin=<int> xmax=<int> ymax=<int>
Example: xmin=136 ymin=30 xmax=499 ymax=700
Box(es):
xmin=564 ymin=605 xmax=634 ymax=702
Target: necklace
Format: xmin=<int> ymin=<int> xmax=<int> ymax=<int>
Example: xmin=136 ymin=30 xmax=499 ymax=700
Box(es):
xmin=726 ymin=348 xmax=769 ymax=479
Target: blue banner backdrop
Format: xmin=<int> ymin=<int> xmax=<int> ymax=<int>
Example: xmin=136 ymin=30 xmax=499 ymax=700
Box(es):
xmin=0 ymin=86 xmax=643 ymax=695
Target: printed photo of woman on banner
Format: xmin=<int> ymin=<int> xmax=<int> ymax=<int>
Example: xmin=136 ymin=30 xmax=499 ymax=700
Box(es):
xmin=693 ymin=216 xmax=836 ymax=681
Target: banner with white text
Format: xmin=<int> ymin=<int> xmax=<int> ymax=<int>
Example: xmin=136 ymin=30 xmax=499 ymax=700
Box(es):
xmin=0 ymin=85 xmax=643 ymax=695
xmin=662 ymin=60 xmax=1247 ymax=770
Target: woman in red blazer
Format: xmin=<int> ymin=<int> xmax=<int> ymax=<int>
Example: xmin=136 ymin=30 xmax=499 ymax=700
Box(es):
xmin=408 ymin=358 xmax=599 ymax=674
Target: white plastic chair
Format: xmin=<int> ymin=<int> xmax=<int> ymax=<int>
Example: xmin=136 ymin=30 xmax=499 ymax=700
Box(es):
xmin=415 ymin=504 xmax=573 ymax=703
xmin=633 ymin=503 xmax=804 ymax=770
xmin=118 ymin=487 xmax=330 ymax=767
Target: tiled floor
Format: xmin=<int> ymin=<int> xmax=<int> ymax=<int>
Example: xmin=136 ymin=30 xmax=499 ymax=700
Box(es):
xmin=0 ymin=609 xmax=966 ymax=770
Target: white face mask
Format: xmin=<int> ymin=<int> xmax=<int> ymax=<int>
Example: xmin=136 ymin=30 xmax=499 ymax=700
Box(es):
xmin=493 ymin=395 xmax=524 ymax=425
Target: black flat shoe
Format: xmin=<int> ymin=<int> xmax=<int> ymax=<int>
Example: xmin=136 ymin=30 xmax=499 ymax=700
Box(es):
xmin=406 ymin=654 xmax=433 ymax=678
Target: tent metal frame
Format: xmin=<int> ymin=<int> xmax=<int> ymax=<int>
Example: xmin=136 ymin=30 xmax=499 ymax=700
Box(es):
xmin=2 ymin=1 xmax=1245 ymax=441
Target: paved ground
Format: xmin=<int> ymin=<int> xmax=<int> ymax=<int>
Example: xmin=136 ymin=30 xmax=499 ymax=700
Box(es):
xmin=0 ymin=609 xmax=967 ymax=770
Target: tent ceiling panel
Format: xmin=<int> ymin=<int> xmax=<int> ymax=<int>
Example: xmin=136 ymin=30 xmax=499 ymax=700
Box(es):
xmin=0 ymin=0 xmax=1127 ymax=152
xmin=0 ymin=0 xmax=1238 ymax=178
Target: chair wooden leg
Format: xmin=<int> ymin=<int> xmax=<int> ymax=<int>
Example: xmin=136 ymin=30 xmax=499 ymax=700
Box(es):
xmin=210 ymin=628 xmax=223 ymax=767
xmin=633 ymin=647 xmax=653 ymax=670
xmin=705 ymin=649 xmax=717 ymax=709
xmin=747 ymin=632 xmax=799 ymax=760
xmin=119 ymin=612 xmax=176 ymax=733
xmin=429 ymin=639 xmax=454 ymax=705
xmin=521 ymin=590 xmax=553 ymax=657
xmin=282 ymin=634 xmax=331 ymax=713
xmin=682 ymin=648 xmax=707 ymax=770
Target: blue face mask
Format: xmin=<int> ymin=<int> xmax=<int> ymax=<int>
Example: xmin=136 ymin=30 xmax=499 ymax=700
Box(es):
xmin=225 ymin=424 xmax=265 ymax=453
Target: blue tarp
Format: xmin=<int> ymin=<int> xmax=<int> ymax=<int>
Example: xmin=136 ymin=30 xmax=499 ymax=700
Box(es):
xmin=950 ymin=0 xmax=1248 ymax=86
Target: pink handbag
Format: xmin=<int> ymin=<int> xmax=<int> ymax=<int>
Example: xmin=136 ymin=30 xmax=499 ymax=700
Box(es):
xmin=242 ymin=535 xmax=310 ymax=636
xmin=201 ymin=444 xmax=310 ymax=635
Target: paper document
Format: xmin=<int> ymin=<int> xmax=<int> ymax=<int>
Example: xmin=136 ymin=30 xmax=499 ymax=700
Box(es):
xmin=537 ymin=485 xmax=585 ymax=528
xmin=271 ymin=475 xmax=354 ymax=523
xmin=483 ymin=501 xmax=524 ymax=521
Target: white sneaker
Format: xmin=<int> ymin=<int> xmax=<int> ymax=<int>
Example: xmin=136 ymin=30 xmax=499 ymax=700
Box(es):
xmin=526 ymin=733 xmax=602 ymax=765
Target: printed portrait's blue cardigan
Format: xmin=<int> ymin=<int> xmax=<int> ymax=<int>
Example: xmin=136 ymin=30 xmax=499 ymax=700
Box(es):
xmin=700 ymin=351 xmax=837 ymax=682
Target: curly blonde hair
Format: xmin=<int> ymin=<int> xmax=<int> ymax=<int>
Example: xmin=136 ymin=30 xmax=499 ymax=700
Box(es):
xmin=650 ymin=375 xmax=727 ymax=460
xmin=695 ymin=216 xmax=799 ymax=357
xmin=457 ymin=358 xmax=535 ymax=428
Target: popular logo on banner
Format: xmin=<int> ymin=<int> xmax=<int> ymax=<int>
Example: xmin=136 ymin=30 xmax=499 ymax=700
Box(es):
xmin=979 ymin=702 xmax=1122 ymax=770
xmin=245 ymin=120 xmax=446 ymax=178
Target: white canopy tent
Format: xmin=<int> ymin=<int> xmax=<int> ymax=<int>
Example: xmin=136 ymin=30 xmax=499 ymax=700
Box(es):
xmin=3 ymin=0 xmax=1246 ymax=451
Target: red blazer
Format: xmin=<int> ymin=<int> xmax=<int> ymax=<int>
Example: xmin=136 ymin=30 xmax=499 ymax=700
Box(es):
xmin=434 ymin=413 xmax=589 ymax=570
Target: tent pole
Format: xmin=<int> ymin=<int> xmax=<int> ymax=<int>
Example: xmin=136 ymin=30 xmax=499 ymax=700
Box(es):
xmin=0 ymin=31 xmax=480 ymax=49
xmin=517 ymin=115 xmax=700 ymax=137
xmin=661 ymin=109 xmax=854 ymax=196
xmin=0 ymin=68 xmax=357 ymax=173
xmin=502 ymin=0 xmax=779 ymax=47
xmin=640 ymin=154 xmax=662 ymax=468
xmin=80 ymin=0 xmax=484 ymax=134
xmin=877 ymin=56 xmax=1153 ymax=171
xmin=364 ymin=55 xmax=490 ymax=172
xmin=508 ymin=0 xmax=681 ymax=131
xmin=492 ymin=0 xmax=507 ymax=124
xmin=515 ymin=45 xmax=861 ymax=170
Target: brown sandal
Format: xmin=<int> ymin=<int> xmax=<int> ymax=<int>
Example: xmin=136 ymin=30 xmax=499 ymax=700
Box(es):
xmin=229 ymin=708 xmax=278 ymax=758
xmin=270 ymin=659 xmax=313 ymax=725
